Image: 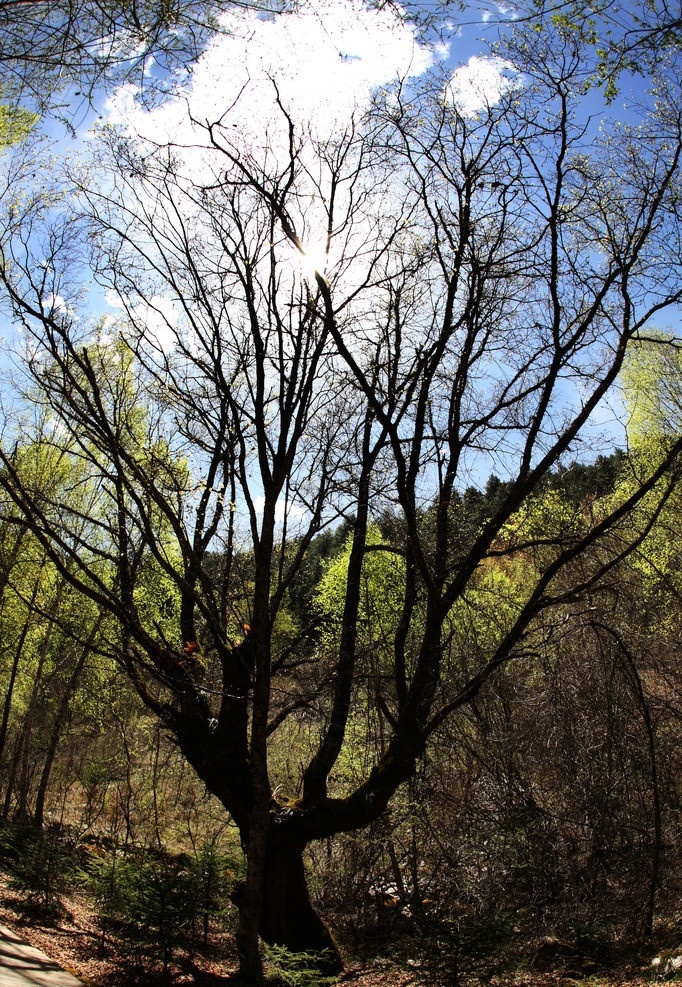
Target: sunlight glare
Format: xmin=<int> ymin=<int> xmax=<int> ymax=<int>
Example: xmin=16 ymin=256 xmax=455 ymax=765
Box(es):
xmin=298 ymin=240 xmax=328 ymax=281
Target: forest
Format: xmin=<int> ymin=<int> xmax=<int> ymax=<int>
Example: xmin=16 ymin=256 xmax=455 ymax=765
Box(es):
xmin=1 ymin=0 xmax=682 ymax=984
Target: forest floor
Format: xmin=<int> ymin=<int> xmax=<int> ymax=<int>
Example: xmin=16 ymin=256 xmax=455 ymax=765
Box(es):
xmin=0 ymin=877 xmax=660 ymax=986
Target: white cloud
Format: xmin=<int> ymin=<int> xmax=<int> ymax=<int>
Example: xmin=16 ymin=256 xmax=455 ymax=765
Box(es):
xmin=193 ymin=0 xmax=435 ymax=128
xmin=43 ymin=292 xmax=70 ymax=316
xmin=104 ymin=287 xmax=179 ymax=353
xmin=253 ymin=495 xmax=307 ymax=525
xmin=45 ymin=292 xmax=66 ymax=312
xmin=95 ymin=2 xmax=446 ymax=358
xmin=447 ymin=55 xmax=519 ymax=117
xmin=478 ymin=1 xmax=518 ymax=22
xmin=104 ymin=82 xmax=140 ymax=125
xmin=495 ymin=2 xmax=518 ymax=19
xmin=105 ymin=0 xmax=440 ymax=161
xmin=136 ymin=295 xmax=180 ymax=352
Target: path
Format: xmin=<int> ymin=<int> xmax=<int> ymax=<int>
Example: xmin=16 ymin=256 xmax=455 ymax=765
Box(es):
xmin=0 ymin=925 xmax=83 ymax=987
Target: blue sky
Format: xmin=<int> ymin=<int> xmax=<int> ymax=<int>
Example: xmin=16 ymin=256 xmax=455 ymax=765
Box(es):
xmin=3 ymin=0 xmax=677 ymax=491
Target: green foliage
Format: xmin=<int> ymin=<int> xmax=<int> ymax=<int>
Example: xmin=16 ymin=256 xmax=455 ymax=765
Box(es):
xmin=316 ymin=525 xmax=407 ymax=656
xmin=502 ymin=488 xmax=580 ymax=547
xmin=550 ymin=453 xmax=625 ymax=507
xmin=78 ymin=846 xmax=124 ymax=947
xmin=185 ymin=838 xmax=233 ymax=944
xmin=620 ymin=333 xmax=682 ymax=453
xmin=405 ymin=911 xmax=519 ymax=986
xmin=80 ymin=837 xmax=234 ymax=962
xmin=81 ymin=847 xmax=193 ymax=968
xmin=313 ymin=525 xmax=412 ymax=793
xmin=441 ymin=486 xmax=582 ymax=661
xmin=0 ymin=821 xmax=74 ymax=916
xmin=610 ymin=334 xmax=682 ymax=620
xmin=286 ymin=522 xmax=354 ymax=628
xmin=0 ymin=103 xmax=37 ymax=148
xmin=263 ymin=944 xmax=339 ymax=987
xmin=446 ymin=557 xmax=527 ymax=655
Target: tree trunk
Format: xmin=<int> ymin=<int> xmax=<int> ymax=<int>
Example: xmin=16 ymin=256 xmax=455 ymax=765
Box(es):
xmin=0 ymin=579 xmax=39 ymax=765
xmin=34 ymin=639 xmax=91 ymax=828
xmin=259 ymin=834 xmax=341 ymax=968
xmin=232 ymin=829 xmax=343 ymax=975
xmin=236 ymin=815 xmax=267 ymax=985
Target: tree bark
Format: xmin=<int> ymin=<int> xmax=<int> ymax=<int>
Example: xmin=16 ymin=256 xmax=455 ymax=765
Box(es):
xmin=260 ymin=834 xmax=339 ymax=964
xmin=235 ymin=804 xmax=268 ymax=984
xmin=232 ymin=826 xmax=342 ymax=973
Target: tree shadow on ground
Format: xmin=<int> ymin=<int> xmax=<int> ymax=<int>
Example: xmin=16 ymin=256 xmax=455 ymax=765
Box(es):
xmin=182 ymin=963 xmax=245 ymax=985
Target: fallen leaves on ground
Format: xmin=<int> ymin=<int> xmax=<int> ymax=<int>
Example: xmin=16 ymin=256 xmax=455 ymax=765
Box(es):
xmin=0 ymin=878 xmax=654 ymax=986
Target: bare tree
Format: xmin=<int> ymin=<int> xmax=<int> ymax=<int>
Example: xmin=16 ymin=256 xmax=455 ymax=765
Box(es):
xmin=2 ymin=20 xmax=682 ymax=981
xmin=0 ymin=0 xmax=272 ymax=114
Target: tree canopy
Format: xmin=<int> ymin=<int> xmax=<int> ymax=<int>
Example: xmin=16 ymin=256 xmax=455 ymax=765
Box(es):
xmin=0 ymin=0 xmax=272 ymax=114
xmin=1 ymin=0 xmax=682 ymax=981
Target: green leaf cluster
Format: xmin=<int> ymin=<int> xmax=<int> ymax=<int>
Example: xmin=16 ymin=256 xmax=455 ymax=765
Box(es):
xmin=0 ymin=103 xmax=37 ymax=149
xmin=263 ymin=943 xmax=339 ymax=987
xmin=316 ymin=525 xmax=407 ymax=656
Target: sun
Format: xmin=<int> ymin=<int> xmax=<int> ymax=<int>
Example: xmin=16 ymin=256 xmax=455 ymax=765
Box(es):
xmin=298 ymin=240 xmax=329 ymax=281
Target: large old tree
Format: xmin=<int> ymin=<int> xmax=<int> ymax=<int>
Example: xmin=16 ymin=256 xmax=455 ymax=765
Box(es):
xmin=2 ymin=5 xmax=682 ymax=979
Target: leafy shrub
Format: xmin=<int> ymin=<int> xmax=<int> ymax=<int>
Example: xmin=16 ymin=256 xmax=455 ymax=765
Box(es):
xmin=185 ymin=839 xmax=233 ymax=944
xmin=263 ymin=943 xmax=339 ymax=987
xmin=80 ymin=846 xmax=192 ymax=971
xmin=0 ymin=820 xmax=74 ymax=917
xmin=80 ymin=838 xmax=235 ymax=969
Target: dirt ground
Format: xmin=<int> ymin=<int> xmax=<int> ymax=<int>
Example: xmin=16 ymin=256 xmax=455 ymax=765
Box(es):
xmin=0 ymin=878 xmax=657 ymax=986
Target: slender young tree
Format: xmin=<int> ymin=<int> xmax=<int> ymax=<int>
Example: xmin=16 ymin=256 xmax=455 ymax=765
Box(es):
xmin=0 ymin=443 xmax=113 ymax=822
xmin=2 ymin=14 xmax=682 ymax=980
